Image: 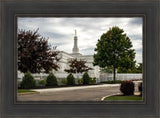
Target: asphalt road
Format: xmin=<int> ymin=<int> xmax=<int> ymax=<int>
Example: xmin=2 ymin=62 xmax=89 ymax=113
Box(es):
xmin=17 ymin=85 xmax=121 ymax=101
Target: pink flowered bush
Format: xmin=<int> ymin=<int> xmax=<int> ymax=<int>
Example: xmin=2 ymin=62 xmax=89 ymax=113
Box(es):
xmin=120 ymin=80 xmax=135 ymax=95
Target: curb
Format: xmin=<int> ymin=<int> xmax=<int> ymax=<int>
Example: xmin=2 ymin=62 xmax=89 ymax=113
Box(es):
xmin=101 ymin=92 xmax=141 ymax=101
xmin=31 ymin=84 xmax=120 ymax=93
xmin=101 ymin=93 xmax=121 ymax=101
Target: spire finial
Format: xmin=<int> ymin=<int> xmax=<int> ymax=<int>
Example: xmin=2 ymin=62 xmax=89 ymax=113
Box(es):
xmin=75 ymin=29 xmax=77 ymax=36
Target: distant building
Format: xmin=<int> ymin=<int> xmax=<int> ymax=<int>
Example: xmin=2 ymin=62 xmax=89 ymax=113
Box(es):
xmin=53 ymin=30 xmax=100 ymax=79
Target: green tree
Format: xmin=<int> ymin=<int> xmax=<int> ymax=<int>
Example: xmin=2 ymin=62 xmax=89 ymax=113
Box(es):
xmin=136 ymin=63 xmax=142 ymax=73
xmin=118 ymin=63 xmax=142 ymax=73
xmin=67 ymin=73 xmax=75 ymax=85
xmin=20 ymin=71 xmax=36 ymax=89
xmin=100 ymin=66 xmax=113 ymax=73
xmin=46 ymin=73 xmax=58 ymax=86
xmin=94 ymin=26 xmax=136 ymax=83
xmin=82 ymin=72 xmax=90 ymax=85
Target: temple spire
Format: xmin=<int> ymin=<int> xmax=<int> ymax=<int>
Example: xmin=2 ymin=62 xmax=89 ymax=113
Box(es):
xmin=75 ymin=29 xmax=77 ymax=36
xmin=72 ymin=29 xmax=79 ymax=54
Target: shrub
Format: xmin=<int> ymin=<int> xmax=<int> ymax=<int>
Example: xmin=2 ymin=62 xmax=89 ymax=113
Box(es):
xmin=78 ymin=78 xmax=83 ymax=85
xmin=46 ymin=73 xmax=58 ymax=86
xmin=138 ymin=82 xmax=142 ymax=96
xmin=90 ymin=77 xmax=96 ymax=84
xmin=67 ymin=74 xmax=75 ymax=85
xmin=20 ymin=71 xmax=36 ymax=89
xmin=38 ymin=79 xmax=46 ymax=86
xmin=101 ymin=80 xmax=123 ymax=84
xmin=83 ymin=72 xmax=90 ymax=85
xmin=120 ymin=80 xmax=135 ymax=95
xmin=61 ymin=78 xmax=67 ymax=85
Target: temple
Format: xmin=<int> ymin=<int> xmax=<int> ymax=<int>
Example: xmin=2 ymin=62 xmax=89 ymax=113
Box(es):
xmin=53 ymin=30 xmax=100 ymax=79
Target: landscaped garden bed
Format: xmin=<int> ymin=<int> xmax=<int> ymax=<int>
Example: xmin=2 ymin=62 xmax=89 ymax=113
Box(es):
xmin=103 ymin=80 xmax=143 ymax=101
xmin=103 ymin=95 xmax=142 ymax=101
xmin=18 ymin=71 xmax=99 ymax=90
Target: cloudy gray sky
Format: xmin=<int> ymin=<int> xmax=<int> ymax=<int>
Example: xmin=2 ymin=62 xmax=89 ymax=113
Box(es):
xmin=18 ymin=17 xmax=142 ymax=63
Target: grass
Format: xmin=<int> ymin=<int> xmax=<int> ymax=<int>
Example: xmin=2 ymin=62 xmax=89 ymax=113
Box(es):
xmin=18 ymin=89 xmax=36 ymax=93
xmin=104 ymin=95 xmax=142 ymax=101
xmin=101 ymin=80 xmax=123 ymax=84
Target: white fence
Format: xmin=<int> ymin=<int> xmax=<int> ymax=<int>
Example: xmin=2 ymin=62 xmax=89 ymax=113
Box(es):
xmin=18 ymin=71 xmax=142 ymax=85
xmin=100 ymin=73 xmax=142 ymax=82
xmin=117 ymin=73 xmax=142 ymax=80
xmin=17 ymin=72 xmax=100 ymax=84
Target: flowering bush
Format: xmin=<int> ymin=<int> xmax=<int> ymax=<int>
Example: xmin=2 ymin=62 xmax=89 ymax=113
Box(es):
xmin=120 ymin=80 xmax=135 ymax=95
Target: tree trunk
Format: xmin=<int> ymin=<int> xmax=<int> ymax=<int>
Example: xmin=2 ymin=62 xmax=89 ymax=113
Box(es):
xmin=113 ymin=67 xmax=116 ymax=83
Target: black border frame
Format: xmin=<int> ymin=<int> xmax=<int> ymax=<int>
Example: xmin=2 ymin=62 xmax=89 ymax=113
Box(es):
xmin=1 ymin=0 xmax=160 ymax=117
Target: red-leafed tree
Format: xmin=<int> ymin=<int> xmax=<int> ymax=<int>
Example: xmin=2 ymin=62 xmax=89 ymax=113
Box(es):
xmin=18 ymin=29 xmax=61 ymax=73
xmin=64 ymin=58 xmax=92 ymax=74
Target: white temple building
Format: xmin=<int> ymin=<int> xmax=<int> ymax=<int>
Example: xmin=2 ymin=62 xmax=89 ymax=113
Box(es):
xmin=53 ymin=30 xmax=100 ymax=79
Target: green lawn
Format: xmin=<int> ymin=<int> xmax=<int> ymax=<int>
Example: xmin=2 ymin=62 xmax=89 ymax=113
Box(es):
xmin=18 ymin=89 xmax=36 ymax=93
xmin=104 ymin=95 xmax=142 ymax=101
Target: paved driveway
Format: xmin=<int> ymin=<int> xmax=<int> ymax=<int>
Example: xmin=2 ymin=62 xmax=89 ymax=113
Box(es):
xmin=17 ymin=84 xmax=121 ymax=101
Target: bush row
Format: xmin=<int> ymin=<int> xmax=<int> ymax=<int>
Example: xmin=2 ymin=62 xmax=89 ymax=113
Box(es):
xmin=20 ymin=72 xmax=97 ymax=89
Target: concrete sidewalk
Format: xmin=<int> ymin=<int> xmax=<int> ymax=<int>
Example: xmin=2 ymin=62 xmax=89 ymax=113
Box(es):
xmin=31 ymin=84 xmax=120 ymax=93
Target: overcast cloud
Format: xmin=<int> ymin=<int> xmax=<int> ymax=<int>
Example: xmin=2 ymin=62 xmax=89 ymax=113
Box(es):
xmin=18 ymin=17 xmax=142 ymax=63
